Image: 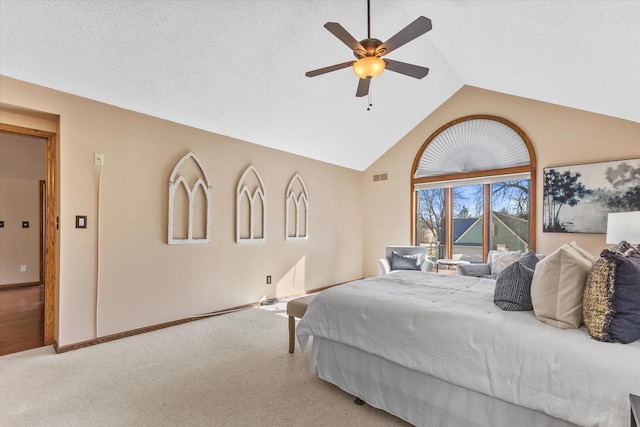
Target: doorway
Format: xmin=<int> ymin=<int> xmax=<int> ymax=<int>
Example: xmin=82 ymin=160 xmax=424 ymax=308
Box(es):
xmin=0 ymin=124 xmax=57 ymax=355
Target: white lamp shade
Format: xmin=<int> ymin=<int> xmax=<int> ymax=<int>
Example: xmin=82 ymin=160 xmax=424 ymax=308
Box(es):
xmin=606 ymin=211 xmax=640 ymax=244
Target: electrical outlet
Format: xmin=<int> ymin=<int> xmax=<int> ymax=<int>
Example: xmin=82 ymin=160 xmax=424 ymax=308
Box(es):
xmin=266 ymin=275 xmax=271 ymax=284
xmin=94 ymin=152 xmax=104 ymax=166
xmin=20 ymin=265 xmax=27 ymax=272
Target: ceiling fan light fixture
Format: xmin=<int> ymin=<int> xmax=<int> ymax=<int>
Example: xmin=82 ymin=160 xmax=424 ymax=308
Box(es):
xmin=353 ymin=56 xmax=385 ymax=79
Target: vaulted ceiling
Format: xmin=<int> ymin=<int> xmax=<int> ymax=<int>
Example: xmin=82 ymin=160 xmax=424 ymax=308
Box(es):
xmin=1 ymin=1 xmax=638 ymax=170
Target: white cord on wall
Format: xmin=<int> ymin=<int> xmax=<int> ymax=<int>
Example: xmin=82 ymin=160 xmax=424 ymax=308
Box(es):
xmin=95 ymin=162 xmax=103 ymax=338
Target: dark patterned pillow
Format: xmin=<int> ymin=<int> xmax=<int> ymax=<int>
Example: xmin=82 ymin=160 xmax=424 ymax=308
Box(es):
xmin=391 ymin=251 xmax=423 ymax=271
xmin=493 ymin=261 xmax=535 ymax=311
xmin=583 ymin=242 xmax=640 ymax=343
xmin=518 ymin=250 xmax=540 ymax=270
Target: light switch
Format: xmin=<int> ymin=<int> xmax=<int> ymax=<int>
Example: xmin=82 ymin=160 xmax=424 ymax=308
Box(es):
xmin=76 ymin=216 xmax=87 ymax=229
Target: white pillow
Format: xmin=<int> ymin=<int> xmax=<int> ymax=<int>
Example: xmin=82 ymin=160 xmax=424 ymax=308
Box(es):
xmin=491 ymin=251 xmax=522 ymax=274
xmin=530 ymin=242 xmax=594 ymax=329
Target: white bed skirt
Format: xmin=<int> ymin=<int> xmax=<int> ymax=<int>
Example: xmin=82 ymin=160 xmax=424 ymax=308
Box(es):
xmin=311 ymin=337 xmax=578 ymax=427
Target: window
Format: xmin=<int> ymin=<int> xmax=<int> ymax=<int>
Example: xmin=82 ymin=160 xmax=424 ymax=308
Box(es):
xmin=490 ymin=179 xmax=530 ymax=253
xmin=412 ymin=116 xmax=536 ymax=262
xmin=416 ymin=188 xmax=445 ymax=259
xmin=453 ymin=184 xmax=484 ymax=262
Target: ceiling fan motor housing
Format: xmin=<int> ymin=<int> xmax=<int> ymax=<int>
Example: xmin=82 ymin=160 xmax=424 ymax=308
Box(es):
xmin=355 ymin=38 xmax=385 ymax=58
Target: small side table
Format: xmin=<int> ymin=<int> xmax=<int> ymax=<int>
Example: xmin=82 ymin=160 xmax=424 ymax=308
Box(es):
xmin=436 ymin=259 xmax=470 ymax=273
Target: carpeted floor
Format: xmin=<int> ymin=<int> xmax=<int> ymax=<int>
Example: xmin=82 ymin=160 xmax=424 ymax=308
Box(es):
xmin=0 ymin=306 xmax=408 ymax=426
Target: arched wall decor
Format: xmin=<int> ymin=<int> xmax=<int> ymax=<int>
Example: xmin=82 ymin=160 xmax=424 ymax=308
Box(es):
xmin=285 ymin=173 xmax=309 ymax=240
xmin=410 ymin=115 xmax=537 ymax=258
xmin=168 ymin=152 xmax=212 ymax=244
xmin=236 ymin=165 xmax=267 ymax=243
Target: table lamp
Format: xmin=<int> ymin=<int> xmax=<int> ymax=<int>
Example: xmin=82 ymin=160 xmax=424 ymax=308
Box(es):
xmin=606 ymin=211 xmax=640 ymax=247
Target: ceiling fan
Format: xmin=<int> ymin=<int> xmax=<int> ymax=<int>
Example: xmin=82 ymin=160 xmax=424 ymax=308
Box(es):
xmin=305 ymin=0 xmax=432 ymax=98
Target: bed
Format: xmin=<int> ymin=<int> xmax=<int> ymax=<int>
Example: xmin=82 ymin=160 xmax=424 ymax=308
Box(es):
xmin=296 ymin=271 xmax=640 ymax=427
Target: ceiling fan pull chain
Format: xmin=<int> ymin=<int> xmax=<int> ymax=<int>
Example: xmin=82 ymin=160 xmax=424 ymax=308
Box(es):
xmin=367 ymin=84 xmax=373 ymax=111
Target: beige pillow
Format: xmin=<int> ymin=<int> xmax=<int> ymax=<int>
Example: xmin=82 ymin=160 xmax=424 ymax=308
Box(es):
xmin=491 ymin=251 xmax=522 ymax=274
xmin=531 ymin=242 xmax=594 ymax=329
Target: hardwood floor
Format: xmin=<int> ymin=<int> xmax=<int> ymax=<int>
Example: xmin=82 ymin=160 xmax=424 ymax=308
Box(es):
xmin=0 ymin=284 xmax=44 ymax=356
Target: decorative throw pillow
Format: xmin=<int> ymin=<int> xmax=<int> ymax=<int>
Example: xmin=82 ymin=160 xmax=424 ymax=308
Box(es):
xmin=583 ymin=242 xmax=640 ymax=343
xmin=493 ymin=261 xmax=535 ymax=311
xmin=583 ymin=258 xmax=616 ymax=341
xmin=530 ymin=242 xmax=594 ymax=329
xmin=391 ymin=251 xmax=423 ymax=271
xmin=490 ymin=251 xmax=522 ymax=275
xmin=518 ymin=250 xmax=540 ymax=270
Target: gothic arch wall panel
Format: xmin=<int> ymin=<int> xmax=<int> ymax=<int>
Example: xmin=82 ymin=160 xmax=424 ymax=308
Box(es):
xmin=168 ymin=152 xmax=212 ymax=244
xmin=285 ymin=173 xmax=309 ymax=241
xmin=236 ymin=165 xmax=267 ymax=243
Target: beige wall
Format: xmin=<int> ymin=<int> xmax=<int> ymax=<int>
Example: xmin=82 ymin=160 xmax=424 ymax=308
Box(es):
xmin=3 ymin=76 xmax=638 ymax=347
xmin=362 ymin=86 xmax=640 ymax=277
xmin=0 ymin=76 xmax=363 ymax=346
xmin=0 ymin=133 xmax=47 ymax=284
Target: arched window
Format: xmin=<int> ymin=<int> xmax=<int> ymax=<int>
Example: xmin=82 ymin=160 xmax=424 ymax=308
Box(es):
xmin=285 ymin=173 xmax=309 ymax=240
xmin=168 ymin=152 xmax=212 ymax=244
xmin=236 ymin=165 xmax=266 ymax=243
xmin=411 ymin=115 xmax=537 ymax=262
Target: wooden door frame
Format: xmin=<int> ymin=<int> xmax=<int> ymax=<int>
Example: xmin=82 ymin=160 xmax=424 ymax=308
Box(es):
xmin=0 ymin=123 xmax=57 ymax=345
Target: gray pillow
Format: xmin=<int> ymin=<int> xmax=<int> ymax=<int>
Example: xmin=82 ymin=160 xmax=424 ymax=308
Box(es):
xmin=391 ymin=251 xmax=423 ymax=271
xmin=518 ymin=250 xmax=540 ymax=270
xmin=493 ymin=261 xmax=535 ymax=311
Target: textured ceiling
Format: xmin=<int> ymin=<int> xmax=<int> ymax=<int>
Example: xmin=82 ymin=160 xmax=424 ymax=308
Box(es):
xmin=1 ymin=1 xmax=638 ymax=171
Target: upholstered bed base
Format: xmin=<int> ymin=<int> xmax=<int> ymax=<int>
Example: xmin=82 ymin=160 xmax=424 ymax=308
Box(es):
xmin=311 ymin=337 xmax=577 ymax=427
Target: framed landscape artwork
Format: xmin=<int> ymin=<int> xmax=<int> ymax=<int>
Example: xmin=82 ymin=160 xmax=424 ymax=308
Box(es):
xmin=543 ymin=158 xmax=640 ymax=233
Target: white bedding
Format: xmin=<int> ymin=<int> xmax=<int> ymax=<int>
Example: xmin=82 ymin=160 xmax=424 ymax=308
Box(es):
xmin=296 ymin=271 xmax=640 ymax=427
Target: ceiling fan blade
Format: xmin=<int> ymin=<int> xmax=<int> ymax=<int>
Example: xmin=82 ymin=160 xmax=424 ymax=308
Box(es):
xmin=384 ymin=59 xmax=430 ymax=79
xmin=356 ymin=77 xmax=371 ymax=97
xmin=324 ymin=22 xmax=366 ymax=56
xmin=377 ymin=16 xmax=432 ymax=56
xmin=305 ymin=61 xmax=355 ymax=78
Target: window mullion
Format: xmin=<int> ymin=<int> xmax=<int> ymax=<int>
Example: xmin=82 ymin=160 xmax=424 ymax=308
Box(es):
xmin=445 ymin=188 xmax=453 ymax=259
xmin=483 ymin=184 xmax=491 ymax=262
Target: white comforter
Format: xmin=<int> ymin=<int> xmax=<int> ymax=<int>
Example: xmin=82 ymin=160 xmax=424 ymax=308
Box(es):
xmin=296 ymin=271 xmax=640 ymax=427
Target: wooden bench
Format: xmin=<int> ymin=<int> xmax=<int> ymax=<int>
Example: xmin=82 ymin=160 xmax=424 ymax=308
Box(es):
xmin=287 ymin=294 xmax=316 ymax=353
